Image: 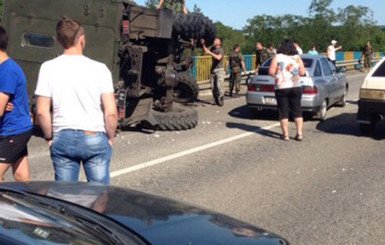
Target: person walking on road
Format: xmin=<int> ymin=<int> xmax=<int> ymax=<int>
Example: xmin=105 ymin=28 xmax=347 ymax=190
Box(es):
xmin=201 ymin=37 xmax=225 ymax=106
xmin=35 ymin=18 xmax=118 ymax=184
xmin=228 ymin=44 xmax=247 ymax=97
xmin=361 ymin=41 xmax=374 ymax=73
xmin=255 ymin=42 xmax=270 ymax=72
xmin=269 ymin=39 xmax=306 ymax=141
xmin=327 ymin=40 xmax=342 ymax=66
xmin=157 ymin=0 xmax=188 ymax=14
xmin=0 ymin=25 xmax=32 ymax=182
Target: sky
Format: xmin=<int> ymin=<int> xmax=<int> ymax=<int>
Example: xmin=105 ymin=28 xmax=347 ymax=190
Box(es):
xmin=135 ymin=0 xmax=385 ymax=30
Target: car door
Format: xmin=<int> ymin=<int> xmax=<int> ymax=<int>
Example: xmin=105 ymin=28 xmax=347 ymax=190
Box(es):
xmin=320 ymin=58 xmax=338 ymax=104
xmin=328 ymin=60 xmax=346 ymax=100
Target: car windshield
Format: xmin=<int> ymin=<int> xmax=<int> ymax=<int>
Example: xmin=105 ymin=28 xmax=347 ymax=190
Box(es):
xmin=0 ymin=190 xmax=142 ymax=245
xmin=372 ymin=61 xmax=385 ymax=77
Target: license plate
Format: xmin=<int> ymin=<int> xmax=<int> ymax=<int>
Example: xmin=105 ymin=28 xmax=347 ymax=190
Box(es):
xmin=264 ymin=97 xmax=277 ymax=105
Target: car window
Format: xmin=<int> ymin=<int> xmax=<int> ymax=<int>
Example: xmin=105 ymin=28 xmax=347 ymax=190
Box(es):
xmin=314 ymin=61 xmax=322 ymax=77
xmin=302 ymin=58 xmax=313 ymax=68
xmin=320 ymin=58 xmax=332 ymax=76
xmin=262 ymin=58 xmax=272 ymax=67
xmin=327 ymin=60 xmax=337 ymax=73
xmin=372 ymin=61 xmax=385 ymax=77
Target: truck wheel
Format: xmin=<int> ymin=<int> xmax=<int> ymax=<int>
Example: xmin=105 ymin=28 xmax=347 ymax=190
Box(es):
xmin=173 ymin=13 xmax=216 ymax=45
xmin=152 ymin=107 xmax=198 ymax=131
xmin=173 ymin=74 xmax=199 ymax=103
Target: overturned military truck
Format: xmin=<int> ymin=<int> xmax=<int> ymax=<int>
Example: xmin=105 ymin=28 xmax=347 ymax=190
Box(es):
xmin=2 ymin=0 xmax=216 ymax=130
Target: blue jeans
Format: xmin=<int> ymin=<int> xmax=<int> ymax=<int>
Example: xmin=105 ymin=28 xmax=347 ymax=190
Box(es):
xmin=50 ymin=129 xmax=111 ymax=184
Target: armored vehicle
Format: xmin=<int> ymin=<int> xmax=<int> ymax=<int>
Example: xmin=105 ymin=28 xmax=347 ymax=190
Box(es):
xmin=1 ymin=0 xmax=216 ymax=130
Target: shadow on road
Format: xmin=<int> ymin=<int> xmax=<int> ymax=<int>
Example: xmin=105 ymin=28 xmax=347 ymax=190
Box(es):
xmin=226 ymin=122 xmax=282 ymax=140
xmin=228 ymin=105 xmax=278 ymax=121
xmin=316 ymin=113 xmax=385 ymax=140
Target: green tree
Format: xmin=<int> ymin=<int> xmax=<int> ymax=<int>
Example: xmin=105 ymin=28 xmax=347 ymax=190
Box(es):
xmin=145 ymin=0 xmax=157 ymax=9
xmin=0 ymin=0 xmax=3 ymax=22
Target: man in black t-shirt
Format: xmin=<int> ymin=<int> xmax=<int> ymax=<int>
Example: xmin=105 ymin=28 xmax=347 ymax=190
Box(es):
xmin=201 ymin=37 xmax=225 ymax=106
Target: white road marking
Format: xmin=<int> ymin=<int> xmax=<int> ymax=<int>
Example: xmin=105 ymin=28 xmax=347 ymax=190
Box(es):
xmin=110 ymin=122 xmax=280 ymax=178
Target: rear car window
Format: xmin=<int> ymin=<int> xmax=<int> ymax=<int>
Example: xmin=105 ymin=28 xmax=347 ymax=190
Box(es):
xmin=372 ymin=61 xmax=385 ymax=77
xmin=302 ymin=59 xmax=313 ymax=68
xmin=320 ymin=58 xmax=332 ymax=76
xmin=314 ymin=61 xmax=322 ymax=77
xmin=262 ymin=57 xmax=313 ymax=68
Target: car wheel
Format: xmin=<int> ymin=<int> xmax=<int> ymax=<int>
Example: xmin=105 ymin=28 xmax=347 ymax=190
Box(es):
xmin=337 ymin=88 xmax=348 ymax=107
xmin=317 ymin=100 xmax=328 ymax=121
xmin=359 ymin=123 xmax=375 ymax=135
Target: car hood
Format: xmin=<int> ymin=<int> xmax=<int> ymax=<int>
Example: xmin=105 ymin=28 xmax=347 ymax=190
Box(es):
xmin=0 ymin=182 xmax=289 ymax=245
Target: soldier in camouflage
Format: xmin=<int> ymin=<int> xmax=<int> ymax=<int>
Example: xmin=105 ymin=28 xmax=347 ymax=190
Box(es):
xmin=201 ymin=37 xmax=225 ymax=106
xmin=228 ymin=44 xmax=246 ymax=97
xmin=361 ymin=41 xmax=374 ymax=73
xmin=157 ymin=0 xmax=188 ymax=14
xmin=255 ymin=42 xmax=270 ymax=72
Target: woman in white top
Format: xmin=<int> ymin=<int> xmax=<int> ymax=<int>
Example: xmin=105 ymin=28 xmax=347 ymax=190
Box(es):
xmin=269 ymin=39 xmax=306 ymax=141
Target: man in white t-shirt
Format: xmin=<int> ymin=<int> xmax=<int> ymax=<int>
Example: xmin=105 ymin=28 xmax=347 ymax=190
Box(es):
xmin=327 ymin=40 xmax=342 ymax=66
xmin=35 ymin=18 xmax=118 ymax=184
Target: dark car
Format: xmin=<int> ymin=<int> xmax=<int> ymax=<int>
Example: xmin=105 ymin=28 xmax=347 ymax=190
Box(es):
xmin=0 ymin=182 xmax=289 ymax=245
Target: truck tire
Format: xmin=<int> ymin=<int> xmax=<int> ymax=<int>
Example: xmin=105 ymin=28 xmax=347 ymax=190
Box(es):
xmin=152 ymin=107 xmax=198 ymax=131
xmin=173 ymin=13 xmax=216 ymax=45
xmin=173 ymin=73 xmax=199 ymax=103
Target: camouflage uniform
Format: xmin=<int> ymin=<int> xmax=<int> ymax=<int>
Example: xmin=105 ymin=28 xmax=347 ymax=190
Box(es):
xmin=210 ymin=46 xmax=225 ymax=104
xmin=162 ymin=0 xmax=185 ymax=12
xmin=228 ymin=51 xmax=244 ymax=95
xmin=363 ymin=45 xmax=373 ymax=69
xmin=256 ymin=47 xmax=270 ymax=70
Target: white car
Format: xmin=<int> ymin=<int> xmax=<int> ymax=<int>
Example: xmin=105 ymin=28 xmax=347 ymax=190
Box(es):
xmin=357 ymin=57 xmax=385 ymax=134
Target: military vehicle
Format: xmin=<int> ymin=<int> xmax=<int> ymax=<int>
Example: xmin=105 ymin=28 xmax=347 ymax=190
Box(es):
xmin=1 ymin=0 xmax=216 ymax=130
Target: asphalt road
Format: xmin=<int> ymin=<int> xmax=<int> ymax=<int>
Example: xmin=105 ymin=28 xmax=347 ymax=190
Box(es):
xmin=7 ymin=72 xmax=385 ymax=244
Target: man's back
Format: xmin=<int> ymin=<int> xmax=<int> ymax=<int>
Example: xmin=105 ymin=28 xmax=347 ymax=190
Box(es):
xmin=36 ymin=55 xmax=113 ymax=133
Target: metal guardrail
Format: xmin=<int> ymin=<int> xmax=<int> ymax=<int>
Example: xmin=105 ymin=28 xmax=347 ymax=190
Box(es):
xmin=336 ymin=56 xmax=382 ymax=69
xmin=193 ymin=52 xmax=384 ymax=85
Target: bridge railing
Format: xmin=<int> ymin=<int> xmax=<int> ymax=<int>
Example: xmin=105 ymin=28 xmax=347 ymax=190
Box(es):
xmin=191 ymin=51 xmax=384 ymax=84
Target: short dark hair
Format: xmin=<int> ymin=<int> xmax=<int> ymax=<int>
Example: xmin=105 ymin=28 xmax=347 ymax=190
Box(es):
xmin=56 ymin=17 xmax=84 ymax=49
xmin=233 ymin=44 xmax=240 ymax=50
xmin=0 ymin=25 xmax=8 ymax=51
xmin=277 ymin=39 xmax=298 ymax=56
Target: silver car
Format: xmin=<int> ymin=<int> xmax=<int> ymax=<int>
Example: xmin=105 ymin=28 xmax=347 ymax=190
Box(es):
xmin=246 ymin=54 xmax=348 ymax=120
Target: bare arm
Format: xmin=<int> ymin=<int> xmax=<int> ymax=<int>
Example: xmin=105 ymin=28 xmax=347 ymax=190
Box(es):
xmin=297 ymin=57 xmax=306 ymax=76
xmin=157 ymin=0 xmax=164 ymax=9
xmin=182 ymin=0 xmax=188 ymax=14
xmin=241 ymin=61 xmax=247 ymax=73
xmin=36 ymin=96 xmax=53 ymax=141
xmin=101 ymin=92 xmax=118 ymax=145
xmin=335 ymin=46 xmax=342 ymax=51
xmin=0 ymin=92 xmax=10 ymax=117
xmin=268 ymin=56 xmax=278 ymax=77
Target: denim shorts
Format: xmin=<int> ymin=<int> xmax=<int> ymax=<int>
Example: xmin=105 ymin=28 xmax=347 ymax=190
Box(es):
xmin=50 ymin=129 xmax=111 ymax=184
